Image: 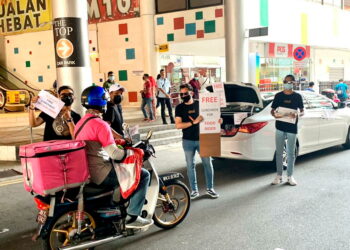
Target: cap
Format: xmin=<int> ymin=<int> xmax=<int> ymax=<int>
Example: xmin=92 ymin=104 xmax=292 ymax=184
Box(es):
xmin=109 ymin=84 xmax=125 ymax=93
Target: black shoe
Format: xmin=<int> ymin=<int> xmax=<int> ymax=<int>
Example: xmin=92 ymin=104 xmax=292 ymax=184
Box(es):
xmin=170 ymin=120 xmax=175 ymax=124
xmin=163 ymin=122 xmax=168 ymax=125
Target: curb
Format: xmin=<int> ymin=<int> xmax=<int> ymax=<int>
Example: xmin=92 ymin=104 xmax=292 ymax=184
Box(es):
xmin=0 ymin=146 xmax=19 ymax=161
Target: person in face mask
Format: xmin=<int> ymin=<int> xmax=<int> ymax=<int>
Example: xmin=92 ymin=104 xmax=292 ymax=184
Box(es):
xmin=175 ymin=83 xmax=219 ymax=200
xmin=103 ymin=71 xmax=116 ymax=91
xmin=29 ymin=86 xmax=81 ymax=141
xmin=270 ymin=75 xmax=304 ymax=186
xmin=103 ymin=83 xmax=126 ymax=139
xmin=189 ymin=72 xmax=201 ymax=100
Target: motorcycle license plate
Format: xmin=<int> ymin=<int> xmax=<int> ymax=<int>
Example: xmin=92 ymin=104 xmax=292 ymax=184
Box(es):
xmin=36 ymin=210 xmax=48 ymax=224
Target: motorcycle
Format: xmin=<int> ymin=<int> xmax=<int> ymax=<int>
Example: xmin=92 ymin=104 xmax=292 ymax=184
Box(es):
xmin=31 ymin=130 xmax=191 ymax=250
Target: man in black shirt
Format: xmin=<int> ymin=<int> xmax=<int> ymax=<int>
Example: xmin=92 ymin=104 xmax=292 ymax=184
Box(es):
xmin=29 ymin=86 xmax=81 ymax=141
xmin=103 ymin=84 xmax=125 ymax=139
xmin=271 ymin=75 xmax=304 ymax=186
xmin=175 ymin=84 xmax=218 ymax=199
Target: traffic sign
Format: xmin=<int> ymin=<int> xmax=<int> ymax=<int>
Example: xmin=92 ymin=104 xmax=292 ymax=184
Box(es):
xmin=293 ymin=47 xmax=307 ymax=61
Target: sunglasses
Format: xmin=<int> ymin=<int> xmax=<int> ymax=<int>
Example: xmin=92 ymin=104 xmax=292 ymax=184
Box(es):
xmin=180 ymin=92 xmax=190 ymax=97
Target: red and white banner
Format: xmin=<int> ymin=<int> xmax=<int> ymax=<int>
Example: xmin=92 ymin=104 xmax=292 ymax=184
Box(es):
xmin=267 ymin=43 xmax=310 ymax=59
xmin=87 ymin=0 xmax=140 ymax=24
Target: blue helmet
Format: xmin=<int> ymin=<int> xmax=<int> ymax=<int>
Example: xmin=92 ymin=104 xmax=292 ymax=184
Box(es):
xmin=81 ymin=86 xmax=108 ymax=112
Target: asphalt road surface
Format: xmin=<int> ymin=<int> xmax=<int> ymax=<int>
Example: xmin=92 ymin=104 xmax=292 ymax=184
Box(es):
xmin=0 ymin=144 xmax=350 ymax=250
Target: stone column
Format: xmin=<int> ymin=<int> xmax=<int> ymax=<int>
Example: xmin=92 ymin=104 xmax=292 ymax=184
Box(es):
xmin=224 ymin=0 xmax=249 ymax=82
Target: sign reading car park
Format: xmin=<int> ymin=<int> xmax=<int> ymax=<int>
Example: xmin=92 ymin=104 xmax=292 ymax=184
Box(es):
xmin=53 ymin=18 xmax=85 ymax=68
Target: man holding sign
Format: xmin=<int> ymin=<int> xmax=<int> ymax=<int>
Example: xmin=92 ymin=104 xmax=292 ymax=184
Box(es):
xmin=29 ymin=86 xmax=81 ymax=141
xmin=175 ymin=84 xmax=219 ymax=199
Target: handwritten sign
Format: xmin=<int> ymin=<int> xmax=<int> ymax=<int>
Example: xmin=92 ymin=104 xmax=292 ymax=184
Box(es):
xmin=199 ymin=92 xmax=221 ymax=134
xmin=35 ymin=90 xmax=64 ymax=119
xmin=212 ymin=82 xmax=226 ymax=107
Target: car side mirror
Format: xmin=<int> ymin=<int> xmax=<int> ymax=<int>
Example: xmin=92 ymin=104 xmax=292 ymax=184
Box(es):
xmin=332 ymin=102 xmax=339 ymax=109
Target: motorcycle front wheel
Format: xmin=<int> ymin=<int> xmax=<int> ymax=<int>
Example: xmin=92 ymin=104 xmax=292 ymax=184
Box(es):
xmin=42 ymin=210 xmax=96 ymax=250
xmin=153 ymin=180 xmax=190 ymax=229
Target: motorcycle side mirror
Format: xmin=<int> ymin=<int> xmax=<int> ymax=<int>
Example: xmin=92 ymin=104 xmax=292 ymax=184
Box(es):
xmin=146 ymin=130 xmax=153 ymax=141
xmin=123 ymin=123 xmax=130 ymax=131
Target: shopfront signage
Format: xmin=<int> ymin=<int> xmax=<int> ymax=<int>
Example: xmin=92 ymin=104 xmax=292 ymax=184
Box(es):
xmin=0 ymin=0 xmax=52 ymax=35
xmin=87 ymin=0 xmax=140 ymax=24
xmin=268 ymin=43 xmax=310 ymax=59
xmin=53 ymin=18 xmax=85 ymax=68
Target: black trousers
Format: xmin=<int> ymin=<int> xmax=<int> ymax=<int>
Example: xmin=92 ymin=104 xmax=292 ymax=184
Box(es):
xmin=158 ymin=97 xmax=174 ymax=124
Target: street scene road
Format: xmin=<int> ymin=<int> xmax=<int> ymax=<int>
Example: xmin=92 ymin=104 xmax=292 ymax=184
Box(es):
xmin=0 ymin=143 xmax=349 ymax=250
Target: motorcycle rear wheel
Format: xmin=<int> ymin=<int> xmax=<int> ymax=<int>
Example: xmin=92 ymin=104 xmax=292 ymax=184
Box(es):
xmin=153 ymin=180 xmax=190 ymax=229
xmin=42 ymin=210 xmax=96 ymax=250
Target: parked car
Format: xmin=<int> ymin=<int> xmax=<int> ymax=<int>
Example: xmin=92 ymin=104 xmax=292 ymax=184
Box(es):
xmin=209 ymin=83 xmax=350 ymax=166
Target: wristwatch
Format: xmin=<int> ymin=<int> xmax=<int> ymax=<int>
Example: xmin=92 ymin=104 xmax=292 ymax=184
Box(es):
xmin=66 ymin=119 xmax=72 ymax=123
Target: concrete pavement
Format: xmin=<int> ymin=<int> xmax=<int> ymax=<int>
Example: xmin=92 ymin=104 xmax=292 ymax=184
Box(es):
xmin=0 ymin=144 xmax=350 ymax=250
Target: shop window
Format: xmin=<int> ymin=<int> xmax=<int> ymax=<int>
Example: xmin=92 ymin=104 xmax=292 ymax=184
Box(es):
xmin=156 ymin=0 xmax=187 ymax=14
xmin=189 ymin=0 xmax=223 ymax=9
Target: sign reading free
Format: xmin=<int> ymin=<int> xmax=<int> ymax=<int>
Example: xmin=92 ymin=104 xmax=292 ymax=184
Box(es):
xmin=199 ymin=93 xmax=221 ymax=134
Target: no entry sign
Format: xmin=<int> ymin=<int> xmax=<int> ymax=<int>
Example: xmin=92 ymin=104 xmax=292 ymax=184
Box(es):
xmin=53 ymin=17 xmax=85 ymax=68
xmin=293 ymin=47 xmax=307 ymax=61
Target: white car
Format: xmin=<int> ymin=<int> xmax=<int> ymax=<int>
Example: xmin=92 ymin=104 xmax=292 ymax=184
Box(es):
xmin=215 ymin=83 xmax=350 ymax=165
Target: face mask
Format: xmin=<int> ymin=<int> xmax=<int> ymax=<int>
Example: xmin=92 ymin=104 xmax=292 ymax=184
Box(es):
xmin=181 ymin=95 xmax=191 ymax=103
xmin=113 ymin=95 xmax=123 ymax=105
xmin=283 ymin=83 xmax=293 ymax=90
xmin=194 ymin=77 xmax=199 ymax=81
xmin=108 ymin=76 xmax=115 ymax=81
xmin=61 ymin=96 xmax=74 ymax=106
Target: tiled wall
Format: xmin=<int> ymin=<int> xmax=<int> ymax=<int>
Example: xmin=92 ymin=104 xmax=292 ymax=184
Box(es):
xmin=154 ymin=6 xmax=225 ymax=45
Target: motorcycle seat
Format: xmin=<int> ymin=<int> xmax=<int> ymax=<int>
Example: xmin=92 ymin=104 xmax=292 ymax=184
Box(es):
xmin=84 ymin=184 xmax=113 ymax=197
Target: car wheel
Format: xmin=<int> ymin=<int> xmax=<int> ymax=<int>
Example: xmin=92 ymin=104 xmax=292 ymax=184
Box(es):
xmin=0 ymin=89 xmax=6 ymax=109
xmin=342 ymin=128 xmax=350 ymax=149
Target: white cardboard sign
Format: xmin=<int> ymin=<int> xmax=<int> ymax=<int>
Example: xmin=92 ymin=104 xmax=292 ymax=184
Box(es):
xmin=212 ymin=82 xmax=227 ymax=107
xmin=35 ymin=90 xmax=65 ymax=119
xmin=199 ymin=92 xmax=221 ymax=134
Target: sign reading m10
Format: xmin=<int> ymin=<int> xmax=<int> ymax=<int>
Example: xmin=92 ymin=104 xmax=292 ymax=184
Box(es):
xmin=88 ymin=0 xmax=140 ymax=24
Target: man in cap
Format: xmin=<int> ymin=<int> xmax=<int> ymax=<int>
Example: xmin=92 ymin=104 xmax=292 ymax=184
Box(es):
xmin=103 ymin=84 xmax=126 ymax=139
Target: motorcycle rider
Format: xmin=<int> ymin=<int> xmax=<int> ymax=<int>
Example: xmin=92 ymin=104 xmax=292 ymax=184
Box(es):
xmin=74 ymin=85 xmax=152 ymax=229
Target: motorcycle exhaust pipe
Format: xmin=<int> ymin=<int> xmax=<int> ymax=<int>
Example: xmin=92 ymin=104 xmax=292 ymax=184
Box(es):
xmin=58 ymin=235 xmax=124 ymax=250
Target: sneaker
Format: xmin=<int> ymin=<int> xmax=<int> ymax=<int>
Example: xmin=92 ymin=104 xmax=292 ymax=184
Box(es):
xmin=271 ymin=175 xmax=283 ymax=185
xmin=287 ymin=176 xmax=297 ymax=186
xmin=190 ymin=191 xmax=199 ymax=199
xmin=206 ymin=189 xmax=219 ymax=199
xmin=125 ymin=216 xmax=153 ymax=229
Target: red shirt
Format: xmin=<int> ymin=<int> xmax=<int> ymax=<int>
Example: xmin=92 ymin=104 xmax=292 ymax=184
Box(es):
xmin=144 ymin=81 xmax=152 ymax=98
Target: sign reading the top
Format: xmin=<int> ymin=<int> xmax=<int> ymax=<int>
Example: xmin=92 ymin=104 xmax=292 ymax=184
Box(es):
xmin=87 ymin=0 xmax=140 ymax=24
xmin=0 ymin=0 xmax=52 ymax=35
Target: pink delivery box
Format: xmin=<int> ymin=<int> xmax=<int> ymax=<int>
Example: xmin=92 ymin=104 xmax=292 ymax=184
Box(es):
xmin=19 ymin=140 xmax=90 ymax=196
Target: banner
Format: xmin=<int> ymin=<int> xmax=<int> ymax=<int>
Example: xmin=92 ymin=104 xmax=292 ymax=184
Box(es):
xmin=0 ymin=0 xmax=52 ymax=35
xmin=87 ymin=0 xmax=140 ymax=24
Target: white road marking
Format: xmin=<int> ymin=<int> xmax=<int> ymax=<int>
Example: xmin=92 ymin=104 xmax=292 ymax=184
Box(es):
xmin=0 ymin=228 xmax=9 ymax=234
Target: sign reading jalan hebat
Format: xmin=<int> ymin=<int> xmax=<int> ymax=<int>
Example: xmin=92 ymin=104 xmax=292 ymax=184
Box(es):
xmin=0 ymin=0 xmax=140 ymax=35
xmin=0 ymin=0 xmax=52 ymax=35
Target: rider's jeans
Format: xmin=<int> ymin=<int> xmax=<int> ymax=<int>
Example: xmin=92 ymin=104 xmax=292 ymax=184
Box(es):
xmin=275 ymin=129 xmax=297 ymax=177
xmin=127 ymin=168 xmax=150 ymax=216
xmin=182 ymin=139 xmax=214 ymax=192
